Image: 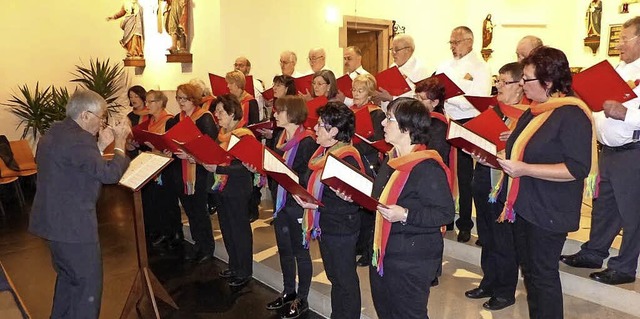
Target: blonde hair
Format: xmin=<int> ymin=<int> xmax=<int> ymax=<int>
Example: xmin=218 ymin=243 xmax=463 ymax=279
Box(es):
xmin=352 ymin=73 xmax=377 ymax=97
xmin=225 ymin=70 xmax=246 ymax=90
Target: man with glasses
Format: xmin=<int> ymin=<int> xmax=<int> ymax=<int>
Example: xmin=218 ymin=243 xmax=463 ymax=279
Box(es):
xmin=374 ymin=34 xmax=429 ymax=111
xmin=435 ymin=26 xmax=492 ymax=243
xmin=235 ymin=56 xmax=266 ymax=120
xmin=560 ymin=16 xmax=640 ymax=286
xmin=279 ymin=51 xmax=304 ymax=78
xmin=29 ymin=90 xmax=131 ymax=318
xmin=307 ymin=48 xmax=331 ymax=74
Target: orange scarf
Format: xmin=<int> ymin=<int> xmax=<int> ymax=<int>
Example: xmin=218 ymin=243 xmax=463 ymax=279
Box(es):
xmin=147 ymin=110 xmax=173 ymax=134
xmin=180 ymin=107 xmax=210 ymax=195
xmin=496 ymin=96 xmax=598 ymax=222
xmin=372 ymin=145 xmax=451 ymax=275
xmin=132 ymin=107 xmax=150 ymax=123
xmin=238 ymin=91 xmax=254 ymax=127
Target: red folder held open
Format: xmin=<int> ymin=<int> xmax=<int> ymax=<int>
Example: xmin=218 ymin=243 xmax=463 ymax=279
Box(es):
xmin=263 ymin=147 xmax=323 ymax=206
xmin=262 ymin=87 xmax=274 ymax=101
xmin=426 ymin=73 xmax=465 ymax=100
xmin=353 ymin=133 xmax=392 ymax=153
xmin=321 ymin=154 xmax=386 ymax=211
xmin=209 ymin=73 xmax=230 ymax=97
xmin=465 ymin=95 xmax=499 ymax=113
xmin=353 ymin=107 xmax=375 ymax=139
xmin=177 ymin=135 xmax=232 ymax=165
xmin=132 ymin=117 xmax=202 ymax=153
xmin=463 ymin=108 xmax=509 ymax=151
xmin=247 ymin=120 xmax=276 ymax=138
xmin=227 ymin=134 xmax=265 ymax=174
xmin=295 ymin=74 xmax=314 ymax=95
xmin=375 ymin=66 xmax=411 ymax=96
xmin=336 ymin=74 xmax=354 ymax=98
xmin=447 ymin=121 xmax=501 ymax=168
xmin=303 ymin=96 xmax=329 ymax=129
xmin=572 ymin=60 xmax=637 ymax=112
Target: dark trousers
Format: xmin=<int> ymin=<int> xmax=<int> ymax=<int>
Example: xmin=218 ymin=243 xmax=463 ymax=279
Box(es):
xmin=143 ymin=177 xmax=181 ymax=237
xmin=318 ymin=232 xmax=360 ymax=319
xmin=455 ymin=117 xmax=475 ymax=232
xmin=356 ymin=208 xmax=375 ymax=260
xmin=274 ymin=205 xmax=312 ymax=299
xmin=370 ymin=232 xmax=442 ymax=319
xmin=249 ymin=185 xmax=262 ymax=220
xmin=48 ymin=241 xmax=102 ymax=319
xmin=514 ymin=216 xmax=566 ymax=319
xmin=580 ymin=147 xmax=640 ymax=275
xmin=472 ymin=165 xmax=518 ymax=299
xmin=179 ymin=188 xmax=215 ymax=256
xmin=219 ymin=194 xmax=253 ymax=278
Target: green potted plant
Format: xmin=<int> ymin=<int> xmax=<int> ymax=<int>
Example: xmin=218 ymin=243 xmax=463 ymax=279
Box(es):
xmin=3 ymin=83 xmax=60 ymax=140
xmin=71 ymin=58 xmax=128 ymax=117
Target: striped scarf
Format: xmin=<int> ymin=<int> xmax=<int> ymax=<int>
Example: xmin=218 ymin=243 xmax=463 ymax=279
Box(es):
xmin=179 ymin=107 xmax=210 ymax=195
xmin=211 ymin=125 xmax=254 ymax=192
xmin=302 ymin=142 xmax=363 ymax=248
xmin=274 ymin=126 xmax=315 ymax=217
xmin=494 ymin=96 xmax=598 ymax=223
xmin=372 ymin=145 xmax=451 ymax=276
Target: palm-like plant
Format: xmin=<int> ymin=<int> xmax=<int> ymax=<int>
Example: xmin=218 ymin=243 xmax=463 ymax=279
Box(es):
xmin=3 ymin=83 xmax=56 ymax=140
xmin=50 ymin=85 xmax=70 ymax=122
xmin=71 ymin=58 xmax=128 ymax=116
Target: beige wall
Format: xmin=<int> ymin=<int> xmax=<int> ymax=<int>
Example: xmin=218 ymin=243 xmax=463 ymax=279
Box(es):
xmin=2 ymin=0 xmax=640 ymax=143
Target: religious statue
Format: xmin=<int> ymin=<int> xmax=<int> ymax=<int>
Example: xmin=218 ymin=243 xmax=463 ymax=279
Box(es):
xmin=107 ymin=0 xmax=144 ymax=59
xmin=482 ymin=14 xmax=494 ymax=49
xmin=163 ymin=0 xmax=190 ymax=54
xmin=586 ymin=0 xmax=603 ymax=37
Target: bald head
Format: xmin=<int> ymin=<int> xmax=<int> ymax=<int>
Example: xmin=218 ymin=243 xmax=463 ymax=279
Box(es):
xmin=234 ymin=56 xmax=251 ymax=75
xmin=449 ymin=26 xmax=474 ymax=59
xmin=308 ymin=48 xmax=326 ymax=73
xmin=391 ymin=34 xmax=416 ymax=66
xmin=516 ymin=36 xmax=543 ymax=62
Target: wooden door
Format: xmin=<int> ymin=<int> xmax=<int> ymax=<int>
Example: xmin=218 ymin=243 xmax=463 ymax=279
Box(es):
xmin=346 ymin=29 xmax=379 ymax=74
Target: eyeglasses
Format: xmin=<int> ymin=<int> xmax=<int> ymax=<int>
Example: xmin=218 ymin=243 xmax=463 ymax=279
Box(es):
xmin=351 ymin=88 xmax=367 ymax=94
xmin=389 ymin=47 xmax=411 ymax=54
xmin=279 ymin=60 xmax=293 ymax=65
xmin=448 ymin=38 xmax=472 ymax=46
xmin=146 ymin=99 xmax=161 ymax=103
xmin=520 ymin=77 xmax=539 ymax=84
xmin=233 ymin=63 xmax=246 ymax=68
xmin=496 ymin=79 xmax=520 ymax=86
xmin=308 ymin=56 xmax=325 ymax=62
xmin=87 ymin=110 xmax=107 ymax=122
xmin=619 ymin=35 xmax=639 ymax=44
xmin=175 ymin=96 xmax=190 ymax=102
xmin=385 ymin=114 xmax=397 ymax=122
xmin=312 ymin=81 xmax=328 ymax=86
xmin=316 ymin=120 xmax=332 ymax=131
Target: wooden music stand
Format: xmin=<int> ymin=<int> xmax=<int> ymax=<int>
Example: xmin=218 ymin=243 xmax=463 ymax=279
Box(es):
xmin=118 ymin=153 xmax=179 ymax=319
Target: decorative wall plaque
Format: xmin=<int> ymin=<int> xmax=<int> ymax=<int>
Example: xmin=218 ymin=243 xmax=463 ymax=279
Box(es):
xmin=608 ymin=24 xmax=623 ymax=56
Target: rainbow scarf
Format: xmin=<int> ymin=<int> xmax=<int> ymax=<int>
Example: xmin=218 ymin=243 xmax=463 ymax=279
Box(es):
xmin=211 ymin=124 xmax=254 ymax=192
xmin=274 ymin=126 xmax=315 ymax=216
xmin=372 ymin=145 xmax=451 ymax=276
xmin=302 ymin=142 xmax=363 ymax=248
xmin=179 ymin=107 xmax=210 ymax=195
xmin=493 ymin=96 xmax=598 ymax=223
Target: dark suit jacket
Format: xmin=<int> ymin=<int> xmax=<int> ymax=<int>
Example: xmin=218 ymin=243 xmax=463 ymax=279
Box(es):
xmin=29 ymin=118 xmax=131 ymax=243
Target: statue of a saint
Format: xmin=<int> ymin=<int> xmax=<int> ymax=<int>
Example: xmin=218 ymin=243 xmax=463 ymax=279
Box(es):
xmin=107 ymin=0 xmax=144 ymax=59
xmin=482 ymin=14 xmax=494 ymax=49
xmin=164 ymin=0 xmax=189 ymax=54
xmin=586 ymin=0 xmax=602 ymax=37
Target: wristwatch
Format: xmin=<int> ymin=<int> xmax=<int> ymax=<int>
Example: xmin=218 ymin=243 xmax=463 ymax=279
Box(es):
xmin=401 ymin=208 xmax=408 ymax=225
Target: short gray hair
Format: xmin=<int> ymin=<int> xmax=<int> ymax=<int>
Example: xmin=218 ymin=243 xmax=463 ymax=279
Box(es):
xmin=66 ymin=90 xmax=106 ymax=120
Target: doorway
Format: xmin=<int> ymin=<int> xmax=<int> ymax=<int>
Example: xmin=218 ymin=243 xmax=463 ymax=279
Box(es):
xmin=340 ymin=16 xmax=393 ymax=74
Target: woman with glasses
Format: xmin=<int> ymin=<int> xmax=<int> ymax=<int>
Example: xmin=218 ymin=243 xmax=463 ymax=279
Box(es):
xmin=464 ymin=62 xmax=529 ymax=311
xmin=203 ymin=94 xmax=255 ymax=287
xmin=350 ymin=73 xmax=385 ymax=267
xmin=369 ymin=97 xmax=454 ymax=319
xmin=265 ymin=95 xmax=317 ymax=319
xmin=293 ymin=102 xmax=363 ymax=319
xmin=310 ymin=70 xmax=339 ymax=101
xmin=166 ymin=83 xmax=218 ymax=263
xmin=490 ymin=47 xmax=596 ymax=319
xmin=414 ymin=78 xmax=451 ymax=164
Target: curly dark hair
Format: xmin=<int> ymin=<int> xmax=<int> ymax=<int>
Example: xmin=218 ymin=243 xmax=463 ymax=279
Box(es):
xmin=272 ymin=75 xmax=297 ymax=96
xmin=388 ymin=97 xmax=431 ymax=145
xmin=316 ymin=101 xmax=354 ymax=143
xmin=213 ymin=94 xmax=243 ymax=121
xmin=521 ymin=46 xmax=573 ymax=96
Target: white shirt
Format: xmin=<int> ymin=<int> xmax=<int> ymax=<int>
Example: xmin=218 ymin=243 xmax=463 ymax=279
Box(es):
xmin=436 ymin=51 xmax=492 ymax=120
xmin=381 ymin=55 xmax=430 ymax=111
xmin=344 ymin=66 xmax=370 ymax=106
xmin=594 ymin=58 xmax=640 ymax=146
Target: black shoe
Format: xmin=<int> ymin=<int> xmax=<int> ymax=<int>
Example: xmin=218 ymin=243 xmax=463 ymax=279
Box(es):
xmin=589 ymin=268 xmax=636 ymax=285
xmin=482 ymin=297 xmax=515 ymax=311
xmin=219 ymin=269 xmax=236 ymax=278
xmin=475 ymin=239 xmax=482 ymax=247
xmin=208 ymin=205 xmax=218 ymax=215
xmin=356 ymin=255 xmax=370 ymax=267
xmin=445 ymin=223 xmax=454 ymax=231
xmin=560 ymin=253 xmax=602 ymax=269
xmin=457 ymin=230 xmax=471 ymax=243
xmin=431 ymin=277 xmax=439 ymax=287
xmin=266 ymin=292 xmax=297 ymax=310
xmin=228 ymin=276 xmax=251 ymax=287
xmin=151 ymin=235 xmax=170 ymax=247
xmin=282 ymin=298 xmax=308 ymax=319
xmin=465 ymin=287 xmax=492 ymax=299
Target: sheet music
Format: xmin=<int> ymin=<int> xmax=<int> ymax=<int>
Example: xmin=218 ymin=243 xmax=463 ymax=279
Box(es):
xmin=322 ymin=155 xmax=373 ymax=196
xmin=119 ymin=152 xmax=172 ymax=190
xmin=448 ymin=121 xmax=497 ymax=155
xmin=228 ymin=134 xmax=240 ymax=150
xmin=263 ymin=150 xmax=299 ymax=183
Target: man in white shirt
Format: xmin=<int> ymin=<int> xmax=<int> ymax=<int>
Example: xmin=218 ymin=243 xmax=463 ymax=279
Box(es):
xmin=560 ymin=17 xmax=640 ymax=286
xmin=435 ymin=26 xmax=492 ymax=243
xmin=516 ymin=35 xmax=543 ymax=62
xmin=374 ymin=34 xmax=430 ymax=110
xmin=235 ymin=56 xmax=266 ymax=120
xmin=280 ymin=51 xmax=304 ymax=78
xmin=342 ymin=46 xmax=369 ymax=106
xmin=307 ymin=48 xmax=331 ymax=74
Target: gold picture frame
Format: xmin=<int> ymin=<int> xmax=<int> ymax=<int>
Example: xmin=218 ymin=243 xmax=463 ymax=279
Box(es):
xmin=608 ymin=24 xmax=623 ymax=56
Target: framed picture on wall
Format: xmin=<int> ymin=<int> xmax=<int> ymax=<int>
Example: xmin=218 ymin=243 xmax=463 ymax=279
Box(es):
xmin=608 ymin=24 xmax=623 ymax=56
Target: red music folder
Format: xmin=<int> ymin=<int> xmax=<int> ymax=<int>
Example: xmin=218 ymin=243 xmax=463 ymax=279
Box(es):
xmin=353 ymin=107 xmax=375 ymax=139
xmin=245 ymin=75 xmax=255 ymax=97
xmin=303 ymin=96 xmax=329 ymax=129
xmin=572 ymin=60 xmax=637 ymax=112
xmin=263 ymin=147 xmax=323 ymax=206
xmin=447 ymin=120 xmax=500 ymax=168
xmin=336 ymin=74 xmax=354 ymax=98
xmin=353 ymin=133 xmax=393 ymax=153
xmin=209 ymin=73 xmax=230 ymax=97
xmin=176 ymin=134 xmax=232 ymax=165
xmin=321 ymin=154 xmax=386 ymax=211
xmin=262 ymin=87 xmax=274 ymax=101
xmin=227 ymin=134 xmax=265 ymax=173
xmin=465 ymin=95 xmax=499 ymax=113
xmin=375 ymin=66 xmax=411 ymax=96
xmin=247 ymin=120 xmax=276 ymax=138
xmin=132 ymin=117 xmax=202 ymax=153
xmin=295 ymin=74 xmax=314 ymax=95
xmin=427 ymin=73 xmax=465 ymax=100
xmin=463 ymin=109 xmax=509 ymax=151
